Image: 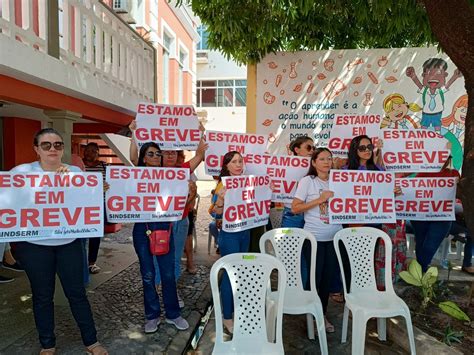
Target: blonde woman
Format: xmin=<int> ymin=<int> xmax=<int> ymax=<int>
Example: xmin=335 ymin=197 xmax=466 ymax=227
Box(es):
xmin=380 ymin=93 xmax=421 ymax=130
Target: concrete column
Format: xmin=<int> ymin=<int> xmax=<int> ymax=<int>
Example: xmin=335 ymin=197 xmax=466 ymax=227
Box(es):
xmin=43 ymin=110 xmax=81 ymax=164
xmin=47 ymin=0 xmax=60 ymax=59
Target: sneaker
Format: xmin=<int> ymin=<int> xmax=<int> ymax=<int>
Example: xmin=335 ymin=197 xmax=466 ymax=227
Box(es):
xmin=2 ymin=262 xmax=24 ymax=272
xmin=0 ymin=275 xmax=14 ymax=284
xmin=177 ymin=293 xmax=185 ymax=308
xmin=165 ymin=316 xmax=189 ymax=330
xmin=440 ymin=259 xmax=450 ymax=270
xmin=144 ymin=318 xmax=160 ymax=333
xmin=88 ymin=264 xmax=101 ymax=274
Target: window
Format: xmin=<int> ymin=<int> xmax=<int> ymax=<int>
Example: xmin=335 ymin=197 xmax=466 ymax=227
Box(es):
xmin=197 ymin=80 xmax=247 ymax=107
xmin=162 ymin=32 xmax=172 ymax=104
xmin=197 ymin=25 xmax=208 ymax=51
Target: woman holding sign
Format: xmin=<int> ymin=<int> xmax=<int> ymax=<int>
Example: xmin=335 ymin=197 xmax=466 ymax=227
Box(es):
xmin=131 ymin=142 xmax=190 ymax=333
xmin=211 ymin=151 xmax=249 ymax=334
xmin=12 ymin=128 xmax=107 ymax=355
xmin=292 ymin=148 xmax=342 ymax=333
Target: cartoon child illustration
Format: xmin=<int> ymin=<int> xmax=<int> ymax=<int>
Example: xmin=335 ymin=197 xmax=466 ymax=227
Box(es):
xmin=442 ymin=95 xmax=467 ymax=141
xmin=406 ymin=58 xmax=462 ymax=132
xmin=380 ymin=93 xmax=421 ymax=129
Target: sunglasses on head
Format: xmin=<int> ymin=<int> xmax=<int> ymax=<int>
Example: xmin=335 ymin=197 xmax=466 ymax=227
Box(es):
xmin=146 ymin=151 xmax=162 ymax=157
xmin=357 ymin=144 xmax=374 ymax=152
xmin=37 ymin=141 xmax=65 ymax=151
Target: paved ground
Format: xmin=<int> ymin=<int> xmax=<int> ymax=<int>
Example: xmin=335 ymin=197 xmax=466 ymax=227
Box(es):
xmin=0 ymin=181 xmax=471 ymax=354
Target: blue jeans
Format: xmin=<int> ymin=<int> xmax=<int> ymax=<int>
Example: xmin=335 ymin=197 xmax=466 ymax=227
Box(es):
xmin=209 ymin=221 xmax=219 ymax=246
xmin=411 ymin=220 xmax=452 ymax=272
xmin=133 ymin=222 xmax=180 ymax=320
xmin=81 ymin=239 xmax=90 ymax=286
xmin=281 ymin=207 xmax=305 ymax=228
xmin=154 ymin=218 xmax=189 ymax=285
xmin=16 ymin=240 xmax=97 ymax=349
xmin=218 ymin=229 xmax=251 ymax=319
xmin=450 ymin=221 xmax=473 ymax=267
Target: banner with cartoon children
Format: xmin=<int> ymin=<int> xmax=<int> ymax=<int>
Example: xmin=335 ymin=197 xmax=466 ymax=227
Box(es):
xmin=256 ymin=47 xmax=466 ymax=170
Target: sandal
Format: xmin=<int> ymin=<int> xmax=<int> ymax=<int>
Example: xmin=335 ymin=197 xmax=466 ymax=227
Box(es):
xmin=39 ymin=349 xmax=56 ymax=355
xmin=86 ymin=342 xmax=108 ymax=355
xmin=330 ymin=293 xmax=344 ymax=303
xmin=461 ymin=266 xmax=474 ymax=275
xmin=223 ymin=319 xmax=234 ymax=335
xmin=325 ymin=318 xmax=335 ymax=333
xmin=88 ymin=264 xmax=101 ymax=274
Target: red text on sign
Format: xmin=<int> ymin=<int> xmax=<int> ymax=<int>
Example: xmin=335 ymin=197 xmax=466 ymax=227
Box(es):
xmin=224 ymin=200 xmax=272 ymax=222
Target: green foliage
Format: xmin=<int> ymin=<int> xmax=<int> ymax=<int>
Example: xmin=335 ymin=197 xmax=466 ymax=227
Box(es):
xmin=178 ymin=0 xmax=437 ymax=64
xmin=442 ymin=325 xmax=464 ymax=347
xmin=400 ymin=260 xmax=470 ymax=324
xmin=439 ymin=301 xmax=471 ymax=322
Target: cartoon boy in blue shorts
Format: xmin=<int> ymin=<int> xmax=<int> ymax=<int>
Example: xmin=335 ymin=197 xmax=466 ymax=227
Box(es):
xmin=406 ymin=58 xmax=462 ymax=132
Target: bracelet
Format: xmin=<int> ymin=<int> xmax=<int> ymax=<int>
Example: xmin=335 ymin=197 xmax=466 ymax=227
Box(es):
xmin=215 ymin=204 xmax=224 ymax=208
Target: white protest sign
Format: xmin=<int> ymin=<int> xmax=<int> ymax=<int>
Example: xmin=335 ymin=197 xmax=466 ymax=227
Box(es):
xmin=328 ymin=114 xmax=382 ymax=157
xmin=395 ymin=177 xmax=456 ymax=221
xmin=106 ymin=166 xmax=189 ymax=222
xmin=329 ymin=170 xmax=395 ymax=224
xmin=205 ymin=131 xmax=268 ymax=176
xmin=222 ymin=175 xmax=272 ymax=232
xmin=381 ymin=129 xmax=450 ymax=172
xmin=134 ymin=103 xmax=201 ymax=150
xmin=0 ymin=172 xmax=103 ymax=242
xmin=245 ymin=154 xmax=310 ymax=203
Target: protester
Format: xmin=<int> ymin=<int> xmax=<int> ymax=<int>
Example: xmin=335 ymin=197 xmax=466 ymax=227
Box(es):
xmin=291 ymin=148 xmax=342 ymax=333
xmin=281 ymin=136 xmax=315 ymax=228
xmin=130 ymin=142 xmax=189 ymax=333
xmin=410 ymin=156 xmax=460 ymax=272
xmin=211 ymin=151 xmax=249 ymax=334
xmin=11 ymin=128 xmax=107 ymax=355
xmin=82 ymin=142 xmax=107 ymax=274
xmin=184 ymin=182 xmax=198 ymax=274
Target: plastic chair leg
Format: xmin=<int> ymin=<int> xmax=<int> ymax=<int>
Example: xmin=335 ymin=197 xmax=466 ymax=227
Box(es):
xmin=341 ymin=305 xmax=349 ymax=343
xmin=312 ymin=310 xmax=328 ymax=355
xmin=403 ymin=312 xmax=417 ymax=355
xmin=350 ymin=313 xmax=367 ymax=355
xmin=306 ymin=313 xmax=315 ymax=340
xmin=377 ymin=318 xmax=387 ymax=341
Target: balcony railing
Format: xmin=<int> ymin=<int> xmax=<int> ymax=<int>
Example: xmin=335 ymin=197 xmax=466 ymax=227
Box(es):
xmin=0 ymin=0 xmax=155 ymax=106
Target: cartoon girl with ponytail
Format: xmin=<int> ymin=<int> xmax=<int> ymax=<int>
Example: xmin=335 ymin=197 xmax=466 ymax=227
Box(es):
xmin=380 ymin=93 xmax=421 ymax=130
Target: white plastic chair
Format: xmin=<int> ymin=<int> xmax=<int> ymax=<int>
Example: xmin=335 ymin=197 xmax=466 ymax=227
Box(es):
xmin=333 ymin=227 xmax=416 ymax=355
xmin=260 ymin=228 xmax=328 ymax=355
xmin=210 ymin=253 xmax=287 ymax=355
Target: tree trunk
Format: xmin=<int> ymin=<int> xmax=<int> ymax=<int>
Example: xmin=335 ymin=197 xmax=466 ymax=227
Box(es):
xmin=422 ymin=0 xmax=474 ymax=234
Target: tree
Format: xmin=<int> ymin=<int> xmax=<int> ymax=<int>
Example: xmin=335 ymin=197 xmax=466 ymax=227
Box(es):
xmin=185 ymin=0 xmax=474 ymax=234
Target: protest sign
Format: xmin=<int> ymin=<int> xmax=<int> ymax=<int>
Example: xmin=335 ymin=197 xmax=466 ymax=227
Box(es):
xmin=221 ymin=175 xmax=272 ymax=232
xmin=395 ymin=177 xmax=456 ymax=221
xmin=329 ymin=170 xmax=395 ymax=224
xmin=0 ymin=172 xmax=103 ymax=242
xmin=205 ymin=131 xmax=268 ymax=175
xmin=134 ymin=103 xmax=201 ymax=150
xmin=106 ymin=166 xmax=189 ymax=222
xmin=381 ymin=129 xmax=450 ymax=172
xmin=328 ymin=114 xmax=381 ymax=157
xmin=245 ymin=154 xmax=310 ymax=203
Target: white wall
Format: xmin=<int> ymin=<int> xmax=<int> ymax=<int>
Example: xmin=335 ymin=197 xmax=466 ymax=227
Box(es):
xmin=197 ymin=51 xmax=247 ymax=79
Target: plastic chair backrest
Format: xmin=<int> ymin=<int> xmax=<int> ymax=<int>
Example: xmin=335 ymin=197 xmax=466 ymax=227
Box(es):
xmin=210 ymin=253 xmax=287 ymax=344
xmin=260 ymin=228 xmax=316 ymax=291
xmin=333 ymin=227 xmax=394 ymax=295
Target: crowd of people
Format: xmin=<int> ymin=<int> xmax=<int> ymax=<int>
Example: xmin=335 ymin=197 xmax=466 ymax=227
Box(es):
xmin=0 ymin=123 xmax=472 ymax=354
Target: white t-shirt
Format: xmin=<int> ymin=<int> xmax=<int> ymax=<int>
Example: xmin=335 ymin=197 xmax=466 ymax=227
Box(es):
xmin=10 ymin=161 xmax=79 ymax=246
xmin=294 ymin=175 xmax=342 ymax=242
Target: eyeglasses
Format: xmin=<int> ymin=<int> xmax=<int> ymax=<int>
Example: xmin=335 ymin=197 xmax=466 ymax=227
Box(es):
xmin=146 ymin=151 xmax=162 ymax=157
xmin=304 ymin=145 xmax=315 ymax=152
xmin=37 ymin=141 xmax=65 ymax=151
xmin=163 ymin=151 xmax=178 ymax=156
xmin=357 ymin=144 xmax=374 ymax=152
